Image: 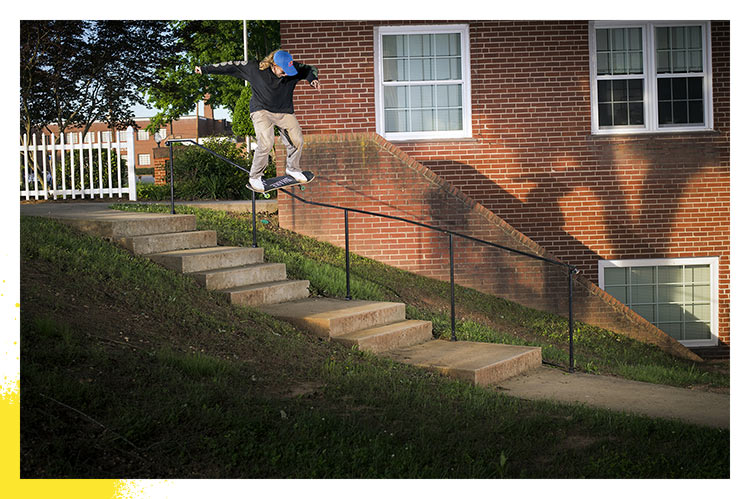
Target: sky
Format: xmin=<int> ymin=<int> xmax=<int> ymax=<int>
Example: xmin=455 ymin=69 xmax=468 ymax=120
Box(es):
xmin=131 ymin=102 xmax=231 ymax=121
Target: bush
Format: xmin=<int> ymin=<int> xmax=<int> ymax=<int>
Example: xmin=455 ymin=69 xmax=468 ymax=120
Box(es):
xmin=169 ymin=136 xmax=276 ymax=200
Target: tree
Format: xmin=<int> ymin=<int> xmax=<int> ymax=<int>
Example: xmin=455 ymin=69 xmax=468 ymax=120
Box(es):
xmin=144 ymin=20 xmax=280 ymax=135
xmin=20 ymin=20 xmax=178 ymax=139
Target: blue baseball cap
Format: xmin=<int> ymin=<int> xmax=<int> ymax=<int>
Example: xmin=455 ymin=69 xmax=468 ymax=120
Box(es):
xmin=273 ymin=50 xmax=297 ymax=76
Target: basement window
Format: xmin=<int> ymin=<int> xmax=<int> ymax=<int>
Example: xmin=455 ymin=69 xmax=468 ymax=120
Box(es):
xmin=374 ymin=24 xmax=472 ymax=141
xmin=598 ymin=257 xmax=719 ymax=347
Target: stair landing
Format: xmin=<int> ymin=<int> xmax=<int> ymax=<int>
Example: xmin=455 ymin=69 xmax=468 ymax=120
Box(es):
xmin=384 ymin=340 xmax=542 ymax=387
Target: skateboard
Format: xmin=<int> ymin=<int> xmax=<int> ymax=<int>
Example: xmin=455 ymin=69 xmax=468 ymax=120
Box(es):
xmin=247 ymin=171 xmax=315 ymax=198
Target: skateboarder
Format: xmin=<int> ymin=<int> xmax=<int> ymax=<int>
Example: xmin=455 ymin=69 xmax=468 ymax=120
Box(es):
xmin=196 ymin=50 xmax=320 ymax=192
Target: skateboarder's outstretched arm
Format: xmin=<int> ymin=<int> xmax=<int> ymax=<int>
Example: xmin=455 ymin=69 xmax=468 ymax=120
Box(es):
xmin=195 ymin=60 xmax=255 ymax=80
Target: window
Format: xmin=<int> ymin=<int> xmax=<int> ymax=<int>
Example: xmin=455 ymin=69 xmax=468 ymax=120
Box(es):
xmin=374 ymin=24 xmax=472 ymax=140
xmin=101 ymin=131 xmax=112 ymax=143
xmin=138 ymin=154 xmax=151 ymax=166
xmin=589 ymin=21 xmax=712 ymax=134
xmin=118 ymin=130 xmax=129 ymax=142
xmin=137 ymin=129 xmax=150 ymax=141
xmin=598 ymin=257 xmax=719 ymax=346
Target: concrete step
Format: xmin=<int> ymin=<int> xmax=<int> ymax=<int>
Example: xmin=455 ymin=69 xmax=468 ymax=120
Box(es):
xmin=258 ymin=298 xmax=406 ymax=339
xmin=222 ymin=279 xmax=310 ymax=307
xmin=383 ymin=340 xmax=542 ymax=386
xmin=335 ymin=320 xmax=433 ymax=353
xmin=147 ymin=246 xmax=265 ymax=273
xmin=118 ymin=230 xmax=217 ymax=255
xmin=51 ymin=213 xmax=197 ymax=239
xmin=190 ymin=263 xmax=287 ymax=290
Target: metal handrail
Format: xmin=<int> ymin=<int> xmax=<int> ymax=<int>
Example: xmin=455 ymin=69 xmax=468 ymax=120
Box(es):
xmin=165 ymin=138 xmax=580 ymax=372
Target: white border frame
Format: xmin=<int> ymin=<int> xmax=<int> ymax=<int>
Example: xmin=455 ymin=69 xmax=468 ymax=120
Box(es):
xmin=598 ymin=256 xmax=720 ymax=347
xmin=374 ymin=24 xmax=473 ymax=141
xmin=589 ymin=20 xmax=713 ymax=136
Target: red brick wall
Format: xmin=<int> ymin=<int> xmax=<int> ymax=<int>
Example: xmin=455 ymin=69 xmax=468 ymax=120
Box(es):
xmin=277 ymin=133 xmax=701 ymax=362
xmin=280 ymin=20 xmax=730 ymax=345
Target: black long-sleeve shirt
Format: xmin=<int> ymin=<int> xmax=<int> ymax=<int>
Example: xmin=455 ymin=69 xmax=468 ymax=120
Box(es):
xmin=200 ymin=59 xmax=318 ymax=114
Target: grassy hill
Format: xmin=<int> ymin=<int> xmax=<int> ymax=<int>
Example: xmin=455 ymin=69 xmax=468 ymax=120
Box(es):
xmin=19 ymin=208 xmax=729 ymax=478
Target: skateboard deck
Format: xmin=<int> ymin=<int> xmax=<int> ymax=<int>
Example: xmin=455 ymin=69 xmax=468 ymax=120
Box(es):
xmin=247 ymin=171 xmax=315 ymax=194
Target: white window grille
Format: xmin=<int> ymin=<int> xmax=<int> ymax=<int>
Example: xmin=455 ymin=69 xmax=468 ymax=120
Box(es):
xmin=589 ymin=21 xmax=713 ymax=134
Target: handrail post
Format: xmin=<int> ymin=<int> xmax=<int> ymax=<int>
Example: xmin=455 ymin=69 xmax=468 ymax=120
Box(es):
xmin=449 ymin=233 xmax=456 ymax=342
xmin=345 ymin=209 xmax=351 ymax=300
xmin=251 ymin=191 xmax=257 ymax=248
xmin=568 ymin=267 xmax=575 ymax=373
xmin=169 ymin=142 xmax=175 ymax=215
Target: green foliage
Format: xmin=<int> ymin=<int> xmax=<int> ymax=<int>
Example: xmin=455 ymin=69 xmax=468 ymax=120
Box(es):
xmin=169 ymin=138 xmax=252 ymax=199
xmin=146 ymin=21 xmax=280 ymax=132
xmin=136 ymin=183 xmax=171 ymax=201
xmin=231 ymin=86 xmax=255 ymax=137
xmin=20 ymin=21 xmax=178 ymax=137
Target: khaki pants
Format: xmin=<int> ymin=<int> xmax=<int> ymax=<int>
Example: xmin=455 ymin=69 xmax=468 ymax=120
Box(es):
xmin=250 ymin=110 xmax=304 ymax=179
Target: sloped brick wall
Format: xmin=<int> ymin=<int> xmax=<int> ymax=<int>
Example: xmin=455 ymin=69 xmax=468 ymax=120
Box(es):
xmin=276 ymin=133 xmax=701 ymax=362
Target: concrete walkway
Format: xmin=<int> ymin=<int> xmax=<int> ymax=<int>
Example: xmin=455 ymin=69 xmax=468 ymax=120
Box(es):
xmin=497 ymin=366 xmax=729 ymax=429
xmin=20 ymin=201 xmax=730 ymax=429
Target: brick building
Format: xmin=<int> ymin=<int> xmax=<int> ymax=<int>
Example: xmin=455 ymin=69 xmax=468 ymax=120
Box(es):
xmin=274 ymin=20 xmax=730 ymax=352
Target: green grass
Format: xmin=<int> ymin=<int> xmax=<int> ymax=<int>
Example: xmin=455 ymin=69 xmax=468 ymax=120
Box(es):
xmin=19 ymin=212 xmax=729 ymax=478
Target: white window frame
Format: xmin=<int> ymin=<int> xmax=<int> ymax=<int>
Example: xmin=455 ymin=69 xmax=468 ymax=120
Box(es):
xmin=598 ymin=256 xmax=719 ymax=347
xmin=137 ymin=129 xmax=150 ymax=141
xmin=589 ymin=21 xmax=713 ymax=135
xmin=138 ymin=153 xmax=151 ymax=166
xmin=374 ymin=24 xmax=472 ymax=141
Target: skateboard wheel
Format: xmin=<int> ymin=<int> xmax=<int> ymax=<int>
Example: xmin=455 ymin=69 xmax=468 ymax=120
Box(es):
xmin=263 ymin=193 xmax=271 ymax=199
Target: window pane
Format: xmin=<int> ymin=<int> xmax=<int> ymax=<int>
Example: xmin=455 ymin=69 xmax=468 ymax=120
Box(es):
xmin=688 ymin=303 xmax=711 ymax=322
xmin=659 ymin=303 xmax=684 ymax=322
xmin=632 ymin=305 xmax=655 ymax=322
xmin=596 ymin=27 xmax=642 ymax=76
xmin=435 ymin=33 xmax=460 ymax=56
xmin=684 ymin=321 xmax=711 ymax=340
xmin=385 ymin=109 xmax=407 ymax=132
xmin=658 ymin=322 xmax=683 ymax=340
xmin=659 ymin=266 xmax=683 ymax=283
xmin=436 ymin=57 xmax=461 ymax=80
xmin=383 ymin=58 xmax=408 ymax=81
xmin=383 ymin=35 xmax=406 ymax=57
xmin=658 ymin=77 xmax=704 ymax=126
xmin=408 ymin=34 xmax=430 ymax=56
xmin=604 ymin=267 xmax=627 ymax=286
xmin=437 ymin=109 xmax=462 ymax=131
xmin=632 ymin=285 xmax=654 ymax=303
xmin=687 ymin=265 xmax=711 ymax=283
xmin=412 ymin=109 xmax=435 ymax=132
xmin=606 ymin=285 xmax=628 ymax=303
xmin=436 ymin=84 xmax=462 ymax=107
xmin=384 ymin=86 xmax=408 ymax=109
xmin=656 ymin=25 xmax=703 ymax=74
xmin=631 ymin=266 xmax=654 ymax=284
xmin=410 ymin=86 xmax=433 ymax=107
xmin=658 ymin=284 xmax=683 ymax=303
xmin=613 ymin=103 xmax=629 ymax=125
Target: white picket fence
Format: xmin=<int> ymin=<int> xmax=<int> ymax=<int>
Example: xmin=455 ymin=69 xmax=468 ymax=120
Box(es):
xmin=20 ymin=126 xmax=137 ymax=201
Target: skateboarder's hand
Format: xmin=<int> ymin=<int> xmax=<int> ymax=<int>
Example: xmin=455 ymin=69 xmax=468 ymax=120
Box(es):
xmin=310 ymin=79 xmax=320 ymax=90
xmin=194 ymin=66 xmax=202 ymax=75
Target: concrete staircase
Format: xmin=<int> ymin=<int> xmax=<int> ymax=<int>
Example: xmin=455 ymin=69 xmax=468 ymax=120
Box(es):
xmin=25 ymin=203 xmax=541 ymax=386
